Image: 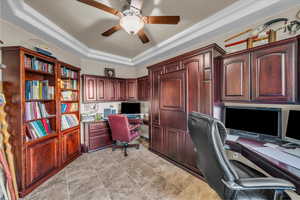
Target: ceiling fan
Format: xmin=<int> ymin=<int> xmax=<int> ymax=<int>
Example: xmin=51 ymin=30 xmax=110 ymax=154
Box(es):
xmin=77 ymin=0 xmax=180 ymax=43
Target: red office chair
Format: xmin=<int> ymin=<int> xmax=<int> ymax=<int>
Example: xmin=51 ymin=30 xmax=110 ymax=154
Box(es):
xmin=108 ymin=114 xmax=140 ymax=156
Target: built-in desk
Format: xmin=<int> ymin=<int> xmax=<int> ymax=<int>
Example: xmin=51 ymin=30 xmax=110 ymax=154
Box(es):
xmin=226 ymin=137 xmax=300 ymax=195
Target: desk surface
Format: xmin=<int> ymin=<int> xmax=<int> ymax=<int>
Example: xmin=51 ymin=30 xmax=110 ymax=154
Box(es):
xmin=227 ymin=137 xmax=300 ymax=194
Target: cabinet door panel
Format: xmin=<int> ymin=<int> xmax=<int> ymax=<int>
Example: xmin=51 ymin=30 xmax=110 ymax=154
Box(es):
xmin=151 ymin=68 xmax=164 ymax=125
xmin=26 ymin=137 xmax=59 ymax=186
xmin=127 ymin=79 xmax=137 ymax=100
xmin=184 ymin=56 xmax=202 ymax=113
xmin=165 ymin=128 xmax=185 ymax=163
xmin=252 ymin=43 xmax=295 ymax=102
xmin=160 ymin=70 xmax=187 ymax=130
xmin=84 ymin=76 xmax=97 ymax=102
xmin=151 ymin=125 xmax=164 ymax=153
xmin=96 ymin=78 xmax=105 ymax=101
xmin=105 ymin=79 xmax=116 ymax=101
xmin=184 ymin=133 xmax=198 ymax=170
xmin=89 ymin=134 xmax=112 ymax=150
xmin=62 ymin=130 xmax=80 ymax=164
xmin=222 ymin=54 xmax=250 ymax=101
xmin=120 ymin=80 xmax=127 ymax=100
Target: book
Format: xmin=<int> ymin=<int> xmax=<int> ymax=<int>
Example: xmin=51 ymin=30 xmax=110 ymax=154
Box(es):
xmin=26 ymin=119 xmax=53 ymax=140
xmin=61 ymin=103 xmax=78 ymax=113
xmin=61 ymin=91 xmax=77 ymax=101
xmin=25 ymin=80 xmax=54 ymax=100
xmin=61 ymin=114 xmax=79 ymax=130
xmin=25 ymin=102 xmax=53 ymax=121
xmin=24 ymin=55 xmax=54 ymax=73
xmin=61 ymin=67 xmax=78 ymax=79
xmin=61 ymin=79 xmax=77 ymax=90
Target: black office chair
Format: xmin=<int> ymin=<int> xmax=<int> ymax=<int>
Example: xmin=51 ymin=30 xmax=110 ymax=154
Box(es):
xmin=188 ymin=112 xmax=295 ymax=200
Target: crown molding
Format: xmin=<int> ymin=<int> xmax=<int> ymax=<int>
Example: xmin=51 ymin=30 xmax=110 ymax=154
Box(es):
xmin=2 ymin=0 xmax=298 ymax=67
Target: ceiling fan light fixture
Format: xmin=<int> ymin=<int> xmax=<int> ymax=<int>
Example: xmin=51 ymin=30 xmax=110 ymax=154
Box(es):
xmin=120 ymin=15 xmax=144 ymax=35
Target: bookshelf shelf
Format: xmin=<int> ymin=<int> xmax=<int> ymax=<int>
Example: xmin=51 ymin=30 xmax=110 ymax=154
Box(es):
xmin=61 ymin=89 xmax=78 ymax=91
xmin=25 ymin=68 xmax=54 ymax=76
xmin=62 ymin=111 xmax=79 ymax=115
xmin=25 ymin=99 xmax=55 ymax=102
xmin=2 ymin=46 xmax=81 ymax=198
xmin=24 ymin=115 xmax=56 ymax=123
xmin=25 ymin=133 xmax=58 ymax=146
xmin=61 ymin=100 xmax=78 ymax=103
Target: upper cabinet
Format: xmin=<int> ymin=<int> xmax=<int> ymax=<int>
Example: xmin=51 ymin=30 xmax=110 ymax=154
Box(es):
xmin=222 ymin=37 xmax=298 ymax=104
xmin=126 ymin=79 xmax=138 ymax=100
xmin=83 ymin=75 xmax=147 ymax=103
xmin=137 ymin=76 xmax=149 ymax=101
xmin=222 ymin=54 xmax=250 ymax=101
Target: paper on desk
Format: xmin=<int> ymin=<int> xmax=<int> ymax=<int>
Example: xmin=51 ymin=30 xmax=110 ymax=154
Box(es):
xmin=249 ymin=146 xmax=300 ymax=169
xmin=226 ymin=135 xmax=239 ymax=142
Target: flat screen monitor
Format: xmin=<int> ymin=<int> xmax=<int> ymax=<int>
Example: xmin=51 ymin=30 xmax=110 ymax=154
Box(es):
xmin=121 ymin=102 xmax=141 ymax=114
xmin=225 ymin=107 xmax=281 ymax=138
xmin=285 ymin=110 xmax=300 ymax=143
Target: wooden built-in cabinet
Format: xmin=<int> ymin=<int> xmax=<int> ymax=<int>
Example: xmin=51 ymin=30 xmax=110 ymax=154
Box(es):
xmin=137 ymin=76 xmax=149 ymax=101
xmin=222 ymin=37 xmax=299 ymax=103
xmin=83 ymin=74 xmax=149 ymax=102
xmin=148 ymin=44 xmax=225 ymax=176
xmin=83 ymin=121 xmax=113 ymax=152
xmin=2 ymin=46 xmax=81 ymax=197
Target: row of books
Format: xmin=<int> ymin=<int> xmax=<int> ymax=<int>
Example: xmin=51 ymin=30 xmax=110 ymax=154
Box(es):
xmin=25 ymin=102 xmax=54 ymax=121
xmin=27 ymin=119 xmax=53 ymax=140
xmin=61 ymin=91 xmax=78 ymax=101
xmin=24 ymin=55 xmax=54 ymax=74
xmin=61 ymin=67 xmax=78 ymax=79
xmin=61 ymin=114 xmax=79 ymax=130
xmin=61 ymin=79 xmax=77 ymax=90
xmin=61 ymin=103 xmax=78 ymax=113
xmin=25 ymin=80 xmax=54 ymax=100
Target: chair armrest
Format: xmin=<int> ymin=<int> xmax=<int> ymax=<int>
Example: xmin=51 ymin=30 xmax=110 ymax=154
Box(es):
xmin=237 ymin=178 xmax=296 ymax=191
xmin=130 ymin=124 xmax=140 ymax=131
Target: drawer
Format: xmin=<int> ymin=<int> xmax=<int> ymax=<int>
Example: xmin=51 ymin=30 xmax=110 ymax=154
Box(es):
xmin=89 ymin=135 xmax=112 ymax=150
xmin=89 ymin=122 xmax=109 ymax=130
xmin=89 ymin=128 xmax=110 ymax=137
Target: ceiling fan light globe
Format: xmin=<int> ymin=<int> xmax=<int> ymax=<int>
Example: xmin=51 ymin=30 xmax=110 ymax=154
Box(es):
xmin=120 ymin=15 xmax=144 ymax=35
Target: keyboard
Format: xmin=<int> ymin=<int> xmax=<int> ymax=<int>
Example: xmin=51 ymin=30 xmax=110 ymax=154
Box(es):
xmin=282 ymin=148 xmax=300 ymax=158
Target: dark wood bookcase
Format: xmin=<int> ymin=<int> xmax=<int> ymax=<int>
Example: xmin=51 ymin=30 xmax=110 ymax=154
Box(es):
xmin=1 ymin=46 xmax=81 ymax=197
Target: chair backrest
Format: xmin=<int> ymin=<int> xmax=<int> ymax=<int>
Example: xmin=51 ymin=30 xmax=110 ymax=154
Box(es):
xmin=108 ymin=114 xmax=131 ymax=142
xmin=188 ymin=112 xmax=239 ymax=199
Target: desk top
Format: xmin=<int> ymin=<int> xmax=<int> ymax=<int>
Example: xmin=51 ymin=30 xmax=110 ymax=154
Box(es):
xmin=226 ymin=137 xmax=300 ymax=194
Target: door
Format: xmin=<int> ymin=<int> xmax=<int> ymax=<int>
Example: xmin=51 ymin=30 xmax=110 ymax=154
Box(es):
xmin=62 ymin=129 xmax=81 ymax=164
xmin=83 ymin=75 xmax=97 ymax=102
xmin=252 ymin=43 xmax=295 ymax=102
xmin=222 ymin=54 xmax=250 ymax=101
xmin=127 ymin=79 xmax=137 ymax=100
xmin=25 ymin=137 xmax=59 ymax=186
xmin=160 ymin=69 xmax=187 ymax=131
xmin=96 ymin=78 xmax=106 ymax=101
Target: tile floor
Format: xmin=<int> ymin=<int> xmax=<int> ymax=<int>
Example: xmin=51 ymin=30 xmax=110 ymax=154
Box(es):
xmin=23 ymin=142 xmax=220 ymax=200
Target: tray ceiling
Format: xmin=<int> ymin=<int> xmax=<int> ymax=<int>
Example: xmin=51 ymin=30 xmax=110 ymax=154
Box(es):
xmin=24 ymin=0 xmax=237 ymax=58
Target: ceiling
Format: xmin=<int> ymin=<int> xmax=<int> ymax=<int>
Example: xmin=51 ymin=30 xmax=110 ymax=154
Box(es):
xmin=24 ymin=0 xmax=237 ymax=58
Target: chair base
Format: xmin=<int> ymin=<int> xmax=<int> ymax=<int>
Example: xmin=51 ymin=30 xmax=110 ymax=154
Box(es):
xmin=112 ymin=143 xmax=140 ymax=157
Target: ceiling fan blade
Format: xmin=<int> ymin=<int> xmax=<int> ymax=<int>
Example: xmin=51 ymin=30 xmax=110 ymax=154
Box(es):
xmin=77 ymin=0 xmax=121 ymax=16
xmin=137 ymin=29 xmax=150 ymax=44
xmin=143 ymin=16 xmax=180 ymax=24
xmin=102 ymin=25 xmax=122 ymax=36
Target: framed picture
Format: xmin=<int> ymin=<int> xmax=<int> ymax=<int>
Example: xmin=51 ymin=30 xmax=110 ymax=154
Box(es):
xmin=104 ymin=68 xmax=115 ymax=78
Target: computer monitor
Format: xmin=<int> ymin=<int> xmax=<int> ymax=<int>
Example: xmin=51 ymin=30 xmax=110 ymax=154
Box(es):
xmin=121 ymin=102 xmax=141 ymax=114
xmin=224 ymin=106 xmax=282 ymax=138
xmin=285 ymin=110 xmax=300 ymax=144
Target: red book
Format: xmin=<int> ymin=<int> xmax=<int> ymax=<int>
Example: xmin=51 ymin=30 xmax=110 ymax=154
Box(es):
xmin=41 ymin=119 xmax=49 ymax=133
